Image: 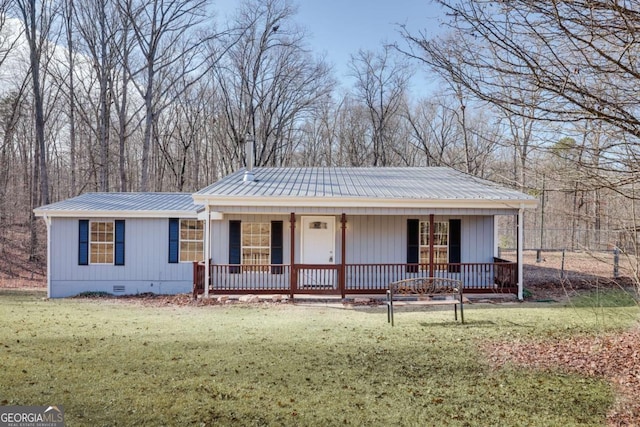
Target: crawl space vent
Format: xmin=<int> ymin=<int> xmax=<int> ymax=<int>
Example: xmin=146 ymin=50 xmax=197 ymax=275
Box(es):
xmin=113 ymin=285 xmax=126 ymax=293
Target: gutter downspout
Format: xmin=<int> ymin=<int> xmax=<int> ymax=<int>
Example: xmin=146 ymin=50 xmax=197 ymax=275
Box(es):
xmin=43 ymin=214 xmax=51 ymax=298
xmin=204 ymin=206 xmax=211 ymax=298
xmin=517 ymin=206 xmax=524 ymax=301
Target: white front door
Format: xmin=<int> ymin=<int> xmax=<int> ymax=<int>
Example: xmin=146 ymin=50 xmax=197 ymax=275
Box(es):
xmin=301 ymin=216 xmax=335 ymax=264
xmin=300 ymin=216 xmax=336 ymax=288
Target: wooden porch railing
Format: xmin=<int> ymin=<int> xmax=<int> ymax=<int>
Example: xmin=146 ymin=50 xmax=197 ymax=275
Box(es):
xmin=344 ymin=262 xmax=518 ymax=294
xmin=193 ymin=261 xmax=518 ymax=298
xmin=193 ymin=263 xmax=289 ymax=297
xmin=293 ymin=264 xmax=340 ymax=294
xmin=494 ymin=257 xmax=518 ymax=288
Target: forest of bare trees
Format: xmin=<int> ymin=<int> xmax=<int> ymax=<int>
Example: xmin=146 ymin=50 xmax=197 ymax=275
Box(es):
xmin=0 ymin=0 xmax=639 ymax=278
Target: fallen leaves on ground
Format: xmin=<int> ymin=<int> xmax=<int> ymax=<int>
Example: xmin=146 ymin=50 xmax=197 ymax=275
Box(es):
xmin=72 ymin=292 xmax=216 ymax=307
xmin=482 ymin=327 xmax=640 ymax=426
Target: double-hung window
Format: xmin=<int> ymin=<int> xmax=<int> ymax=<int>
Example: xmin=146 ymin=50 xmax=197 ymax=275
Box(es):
xmin=180 ymin=219 xmax=204 ymax=262
xmin=79 ymin=220 xmax=124 ymax=266
xmin=419 ymin=221 xmax=449 ymax=269
xmin=229 ymin=220 xmax=283 ymax=274
xmin=241 ymin=222 xmax=270 ymax=269
xmin=90 ymin=221 xmax=114 ymax=264
xmin=168 ymin=218 xmax=204 ymax=263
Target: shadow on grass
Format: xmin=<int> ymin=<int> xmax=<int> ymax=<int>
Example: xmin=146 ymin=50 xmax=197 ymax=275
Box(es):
xmin=416 ymin=319 xmax=496 ymax=328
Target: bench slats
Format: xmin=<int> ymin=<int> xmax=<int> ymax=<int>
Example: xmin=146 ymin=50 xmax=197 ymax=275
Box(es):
xmin=387 ymin=277 xmax=464 ymax=325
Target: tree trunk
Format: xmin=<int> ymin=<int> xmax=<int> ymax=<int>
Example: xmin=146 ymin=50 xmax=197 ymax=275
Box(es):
xmin=98 ymin=3 xmax=109 ymax=192
xmin=64 ymin=0 xmax=77 ymax=196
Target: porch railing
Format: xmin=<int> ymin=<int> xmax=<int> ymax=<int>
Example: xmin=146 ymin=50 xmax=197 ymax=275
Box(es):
xmin=193 ymin=261 xmax=518 ymax=297
xmin=344 ymin=262 xmax=517 ymax=293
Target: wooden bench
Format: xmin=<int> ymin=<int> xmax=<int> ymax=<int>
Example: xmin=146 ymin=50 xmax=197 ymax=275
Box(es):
xmin=386 ymin=277 xmax=466 ymax=326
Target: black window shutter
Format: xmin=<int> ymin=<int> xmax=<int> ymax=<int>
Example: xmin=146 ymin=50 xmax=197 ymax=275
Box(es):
xmin=168 ymin=218 xmax=179 ymax=263
xmin=406 ymin=219 xmax=419 ymax=273
xmin=79 ymin=220 xmax=89 ymax=265
xmin=114 ymin=220 xmax=125 ymax=265
xmin=448 ymin=219 xmax=461 ymax=273
xmin=271 ymin=221 xmax=283 ymax=274
xmin=229 ymin=220 xmax=241 ymax=273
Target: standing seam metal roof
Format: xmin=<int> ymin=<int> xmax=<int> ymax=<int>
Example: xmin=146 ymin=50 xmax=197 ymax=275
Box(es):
xmin=34 ymin=168 xmax=536 ymax=216
xmin=34 ymin=192 xmax=202 ymax=214
xmin=195 ymin=167 xmax=536 ymax=201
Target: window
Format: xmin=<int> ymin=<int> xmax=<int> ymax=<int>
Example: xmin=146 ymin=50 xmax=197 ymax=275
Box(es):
xmin=180 ymin=219 xmax=204 ymax=262
xmin=229 ymin=220 xmax=283 ymax=274
xmin=241 ymin=223 xmax=270 ymax=268
xmin=90 ymin=221 xmax=114 ymax=264
xmin=419 ymin=221 xmax=449 ymax=268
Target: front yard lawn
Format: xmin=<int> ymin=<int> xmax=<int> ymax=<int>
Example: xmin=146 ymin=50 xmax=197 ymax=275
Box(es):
xmin=0 ymin=290 xmax=637 ymax=426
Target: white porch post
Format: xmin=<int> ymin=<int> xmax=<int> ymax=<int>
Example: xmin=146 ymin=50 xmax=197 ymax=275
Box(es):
xmin=44 ymin=215 xmax=51 ymax=299
xmin=494 ymin=216 xmax=500 ymax=258
xmin=517 ymin=206 xmax=524 ymax=301
xmin=204 ymin=206 xmax=211 ymax=298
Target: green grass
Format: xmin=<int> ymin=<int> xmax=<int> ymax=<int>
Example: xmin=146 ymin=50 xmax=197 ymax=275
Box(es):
xmin=568 ymin=288 xmax=638 ymax=308
xmin=0 ymin=290 xmax=638 ymax=426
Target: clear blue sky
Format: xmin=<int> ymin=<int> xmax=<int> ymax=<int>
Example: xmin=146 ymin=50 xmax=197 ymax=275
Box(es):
xmin=213 ymin=0 xmax=446 ymax=94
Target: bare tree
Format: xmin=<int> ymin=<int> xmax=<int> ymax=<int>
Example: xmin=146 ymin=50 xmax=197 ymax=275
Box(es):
xmin=73 ymin=0 xmax=122 ymax=192
xmin=111 ymin=5 xmax=138 ymax=192
xmin=213 ymin=0 xmax=334 ymax=170
xmin=14 ymin=0 xmax=58 ymax=260
xmin=15 ymin=0 xmax=56 ymax=206
xmin=405 ymin=96 xmax=456 ymax=167
xmin=296 ymin=95 xmax=344 ymax=167
xmin=156 ymin=77 xmax=213 ymax=191
xmin=60 ymin=0 xmax=78 ymax=196
xmin=402 ymin=1 xmax=640 ymax=181
xmin=0 ymin=0 xmax=25 ymax=244
xmin=0 ymin=0 xmax=21 ymax=66
xmin=335 ymin=95 xmax=372 ymax=167
xmin=118 ymin=0 xmax=213 ymax=191
xmin=349 ymin=45 xmax=413 ymax=166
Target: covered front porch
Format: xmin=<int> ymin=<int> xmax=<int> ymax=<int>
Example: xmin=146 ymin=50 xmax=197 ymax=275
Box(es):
xmin=193 ymin=211 xmax=523 ymax=299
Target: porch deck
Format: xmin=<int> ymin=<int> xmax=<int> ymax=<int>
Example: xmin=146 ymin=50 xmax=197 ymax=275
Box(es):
xmin=193 ymin=258 xmax=517 ymax=298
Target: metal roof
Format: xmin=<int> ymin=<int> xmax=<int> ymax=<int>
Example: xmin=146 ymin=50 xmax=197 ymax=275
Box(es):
xmin=195 ymin=167 xmax=536 ymax=203
xmin=34 ymin=192 xmax=202 ymax=218
xmin=34 ymin=168 xmax=537 ymax=217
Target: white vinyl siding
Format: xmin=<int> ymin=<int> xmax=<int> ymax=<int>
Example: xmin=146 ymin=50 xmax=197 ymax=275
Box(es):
xmin=345 ymin=215 xmax=493 ymax=265
xmin=50 ymin=218 xmax=194 ymax=297
xmin=212 ymin=215 xmax=493 ymax=267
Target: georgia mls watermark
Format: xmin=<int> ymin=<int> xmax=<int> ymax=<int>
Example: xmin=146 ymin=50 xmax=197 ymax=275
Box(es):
xmin=0 ymin=406 xmax=64 ymax=427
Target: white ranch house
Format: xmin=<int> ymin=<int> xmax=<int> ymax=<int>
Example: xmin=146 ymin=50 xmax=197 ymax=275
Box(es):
xmin=34 ymin=167 xmax=537 ymax=299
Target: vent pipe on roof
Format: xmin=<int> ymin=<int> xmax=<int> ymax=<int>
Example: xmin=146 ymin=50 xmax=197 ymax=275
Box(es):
xmin=243 ymin=133 xmax=255 ymax=182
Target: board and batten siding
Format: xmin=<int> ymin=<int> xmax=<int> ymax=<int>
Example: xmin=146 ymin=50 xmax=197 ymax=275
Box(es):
xmin=49 ymin=217 xmax=194 ymax=297
xmin=345 ymin=215 xmax=494 ymax=264
xmin=207 ymin=214 xmax=494 ymax=266
xmin=209 ymin=214 xmax=292 ymax=265
xmin=460 ymin=216 xmax=495 ymax=263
